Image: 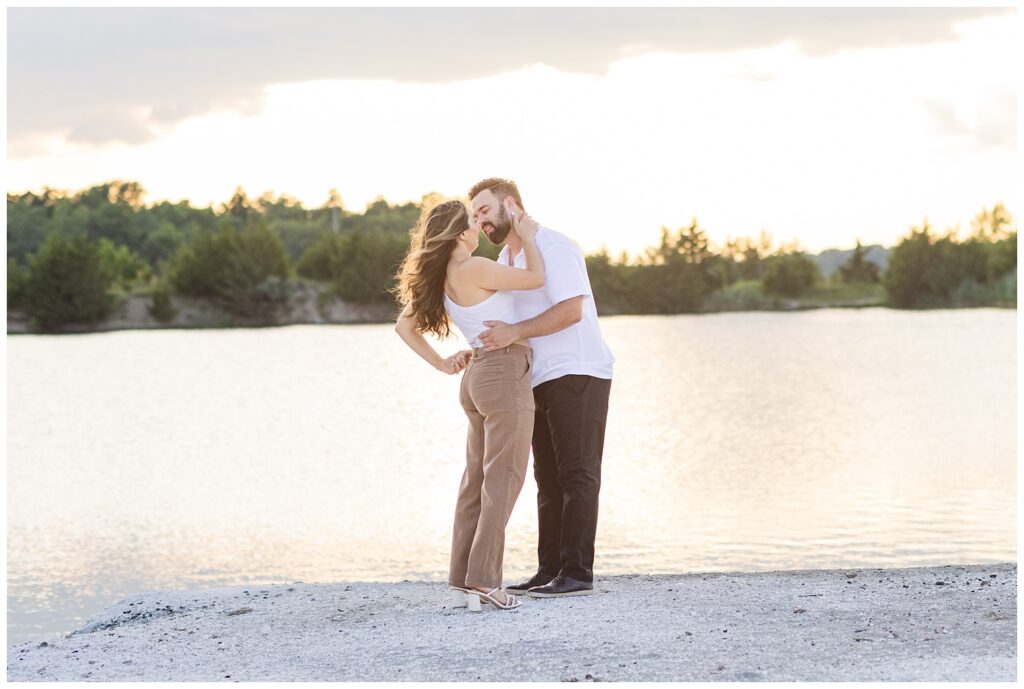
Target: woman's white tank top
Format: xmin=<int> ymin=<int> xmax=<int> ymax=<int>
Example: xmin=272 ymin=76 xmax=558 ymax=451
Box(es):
xmin=444 ymin=289 xmax=518 ymax=348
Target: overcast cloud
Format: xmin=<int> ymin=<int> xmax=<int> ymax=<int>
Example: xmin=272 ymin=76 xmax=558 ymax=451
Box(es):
xmin=7 ymin=7 xmax=1011 ymax=149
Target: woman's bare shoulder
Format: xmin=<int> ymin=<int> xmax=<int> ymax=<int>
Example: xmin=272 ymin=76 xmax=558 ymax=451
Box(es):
xmin=455 ymin=256 xmax=495 ymax=274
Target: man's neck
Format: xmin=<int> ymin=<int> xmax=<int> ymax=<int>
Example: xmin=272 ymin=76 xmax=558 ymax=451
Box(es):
xmin=504 ymin=235 xmax=523 ymax=260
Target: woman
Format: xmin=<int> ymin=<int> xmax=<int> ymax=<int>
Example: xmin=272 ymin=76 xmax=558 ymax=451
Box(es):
xmin=394 ymin=198 xmax=544 ymax=612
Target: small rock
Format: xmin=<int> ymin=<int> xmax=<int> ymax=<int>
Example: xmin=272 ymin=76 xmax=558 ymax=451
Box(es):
xmin=226 ymin=607 xmax=253 ymax=616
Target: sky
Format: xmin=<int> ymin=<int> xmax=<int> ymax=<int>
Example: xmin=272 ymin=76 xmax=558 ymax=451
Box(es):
xmin=5 ymin=6 xmax=1018 ymax=257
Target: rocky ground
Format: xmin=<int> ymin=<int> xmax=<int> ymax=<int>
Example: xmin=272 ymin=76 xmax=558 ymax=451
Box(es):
xmin=7 ymin=562 xmax=1016 ymax=681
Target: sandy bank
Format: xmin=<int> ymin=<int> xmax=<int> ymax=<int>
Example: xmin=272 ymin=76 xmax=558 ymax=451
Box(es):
xmin=7 ymin=563 xmax=1015 ymax=681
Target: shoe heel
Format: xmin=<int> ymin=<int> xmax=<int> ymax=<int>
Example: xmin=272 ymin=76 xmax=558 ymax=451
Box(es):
xmin=450 ymin=590 xmax=467 ymax=609
xmin=466 ymin=593 xmax=482 ymax=612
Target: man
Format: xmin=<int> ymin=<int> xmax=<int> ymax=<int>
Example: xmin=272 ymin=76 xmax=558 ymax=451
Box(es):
xmin=469 ymin=177 xmax=614 ymax=598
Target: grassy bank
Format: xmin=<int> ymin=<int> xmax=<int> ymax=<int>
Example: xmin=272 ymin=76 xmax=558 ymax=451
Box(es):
xmin=701 ymin=281 xmax=886 ymax=312
xmin=700 ymin=278 xmax=1015 ymax=313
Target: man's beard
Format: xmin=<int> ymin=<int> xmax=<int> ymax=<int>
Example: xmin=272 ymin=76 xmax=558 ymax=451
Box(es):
xmin=482 ymin=205 xmax=513 ymax=245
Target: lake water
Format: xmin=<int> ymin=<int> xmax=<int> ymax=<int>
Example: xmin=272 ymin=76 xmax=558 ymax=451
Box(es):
xmin=6 ymin=308 xmax=1017 ymax=646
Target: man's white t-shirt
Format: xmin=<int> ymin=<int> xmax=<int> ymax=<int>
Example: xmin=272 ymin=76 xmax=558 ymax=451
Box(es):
xmin=498 ymin=226 xmax=615 ymax=388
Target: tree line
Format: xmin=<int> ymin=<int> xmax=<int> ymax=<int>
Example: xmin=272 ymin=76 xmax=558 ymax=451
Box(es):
xmin=6 ymin=181 xmax=1016 ymax=331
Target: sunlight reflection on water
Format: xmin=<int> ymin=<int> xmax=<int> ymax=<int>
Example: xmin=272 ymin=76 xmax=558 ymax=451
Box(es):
xmin=7 ymin=308 xmax=1015 ymax=644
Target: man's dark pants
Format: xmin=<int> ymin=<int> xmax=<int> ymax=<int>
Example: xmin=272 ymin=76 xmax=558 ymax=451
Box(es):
xmin=531 ymin=374 xmax=612 ymax=583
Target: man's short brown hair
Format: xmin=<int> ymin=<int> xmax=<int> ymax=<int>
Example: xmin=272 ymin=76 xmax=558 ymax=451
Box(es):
xmin=468 ymin=177 xmax=524 ymax=211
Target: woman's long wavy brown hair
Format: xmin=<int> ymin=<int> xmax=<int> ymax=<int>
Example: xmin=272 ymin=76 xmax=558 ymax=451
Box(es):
xmin=393 ymin=199 xmax=471 ymax=338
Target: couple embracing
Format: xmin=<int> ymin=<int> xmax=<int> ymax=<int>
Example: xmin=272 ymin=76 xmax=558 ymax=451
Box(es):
xmin=395 ymin=178 xmax=614 ymax=611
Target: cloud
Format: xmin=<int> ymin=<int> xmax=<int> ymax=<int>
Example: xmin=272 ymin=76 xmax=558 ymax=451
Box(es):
xmin=925 ymin=89 xmax=1017 ymax=150
xmin=974 ymin=90 xmax=1018 ymax=149
xmin=7 ymin=7 xmax=1010 ymax=149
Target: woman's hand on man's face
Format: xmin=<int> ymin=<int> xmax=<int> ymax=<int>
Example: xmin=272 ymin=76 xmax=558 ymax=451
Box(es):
xmin=511 ymin=210 xmax=539 ymax=241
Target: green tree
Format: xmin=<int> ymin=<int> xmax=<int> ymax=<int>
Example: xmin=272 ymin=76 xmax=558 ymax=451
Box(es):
xmin=298 ymin=229 xmax=410 ymax=303
xmin=7 ymin=257 xmax=29 ymax=309
xmin=168 ymin=219 xmax=289 ymax=317
xmin=61 ymin=181 xmax=148 ymax=251
xmin=297 ymin=231 xmax=346 ymax=282
xmin=722 ymin=229 xmax=773 ymax=282
xmin=24 ymin=234 xmax=115 ymax=330
xmin=147 ymin=283 xmax=178 ymax=323
xmin=927 ymin=233 xmax=987 ymax=299
xmin=474 ymin=232 xmax=501 ymax=260
xmin=632 ymin=262 xmax=707 ymax=313
xmin=255 ymin=193 xmax=323 ymax=261
xmin=971 ymin=203 xmax=1013 ymax=241
xmin=333 ymin=231 xmax=409 ymax=303
xmin=635 ymin=219 xmax=715 ymax=312
xmin=134 ymin=199 xmax=217 ymax=267
xmin=972 ymin=204 xmax=1017 ymax=282
xmin=320 ymin=189 xmax=345 ymax=234
xmin=882 ymin=222 xmax=934 ymax=307
xmin=839 ymin=239 xmax=881 ymax=284
xmin=987 ymin=233 xmax=1017 ymax=282
xmin=73 ymin=180 xmax=146 ymax=211
xmin=222 ymin=187 xmax=252 ymax=229
xmin=585 ymin=248 xmax=633 ymax=315
xmin=762 ymin=251 xmax=821 ymax=297
xmin=675 ymin=219 xmax=712 ymax=266
xmin=97 ymin=239 xmax=152 ymax=291
xmin=139 ymin=221 xmax=186 ymax=266
xmin=348 ymin=197 xmax=422 ymax=235
xmin=6 ymin=192 xmax=53 ymax=262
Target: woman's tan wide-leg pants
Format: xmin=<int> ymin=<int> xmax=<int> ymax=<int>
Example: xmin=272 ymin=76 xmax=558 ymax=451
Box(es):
xmin=448 ymin=343 xmax=534 ymax=590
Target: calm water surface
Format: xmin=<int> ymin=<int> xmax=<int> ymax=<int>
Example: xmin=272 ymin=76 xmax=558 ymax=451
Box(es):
xmin=6 ymin=308 xmax=1016 ymax=645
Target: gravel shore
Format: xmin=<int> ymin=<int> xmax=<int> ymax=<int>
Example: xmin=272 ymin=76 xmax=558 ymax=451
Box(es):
xmin=7 ymin=562 xmax=1015 ymax=682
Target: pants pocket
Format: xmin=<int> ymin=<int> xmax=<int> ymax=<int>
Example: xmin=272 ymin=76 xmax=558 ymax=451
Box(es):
xmin=515 ymin=353 xmax=535 ymax=411
xmin=518 ymin=352 xmax=533 ymax=383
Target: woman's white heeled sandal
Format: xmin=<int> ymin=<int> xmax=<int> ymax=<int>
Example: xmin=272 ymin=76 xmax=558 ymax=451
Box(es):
xmin=451 ymin=586 xmax=490 ymax=610
xmin=449 ymin=589 xmax=468 ymax=608
xmin=473 ymin=587 xmax=522 ymax=610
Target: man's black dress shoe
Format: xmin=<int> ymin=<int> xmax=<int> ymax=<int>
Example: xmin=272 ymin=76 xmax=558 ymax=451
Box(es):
xmin=525 ymin=574 xmax=595 ymax=598
xmin=506 ymin=572 xmax=555 ymax=595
